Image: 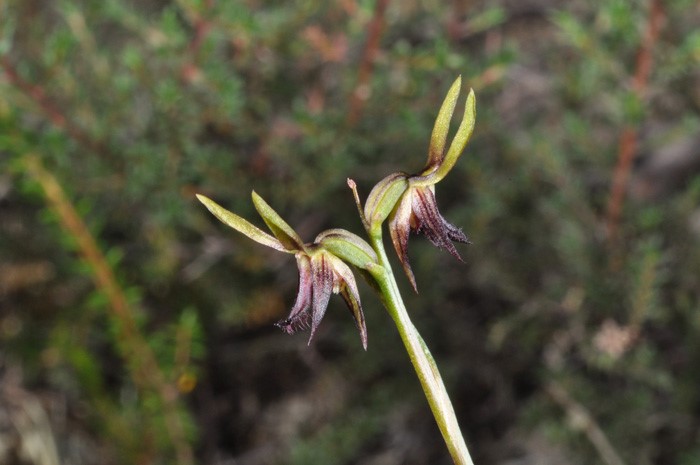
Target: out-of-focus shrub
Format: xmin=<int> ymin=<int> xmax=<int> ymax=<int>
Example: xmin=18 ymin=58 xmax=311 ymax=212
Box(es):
xmin=1 ymin=0 xmax=699 ymax=464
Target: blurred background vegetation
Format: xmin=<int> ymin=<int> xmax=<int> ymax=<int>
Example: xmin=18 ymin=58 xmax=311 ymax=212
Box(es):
xmin=1 ymin=0 xmax=699 ymax=464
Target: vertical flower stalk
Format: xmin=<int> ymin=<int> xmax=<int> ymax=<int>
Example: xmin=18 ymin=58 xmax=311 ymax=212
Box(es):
xmin=352 ymin=76 xmax=477 ymax=465
xmin=371 ymin=238 xmax=475 ymax=465
xmin=197 ymin=76 xmax=477 ymax=465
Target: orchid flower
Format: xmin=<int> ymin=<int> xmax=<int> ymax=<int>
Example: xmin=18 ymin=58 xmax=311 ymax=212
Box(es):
xmin=196 ymin=193 xmax=378 ymax=349
xmin=364 ymin=76 xmax=476 ymax=292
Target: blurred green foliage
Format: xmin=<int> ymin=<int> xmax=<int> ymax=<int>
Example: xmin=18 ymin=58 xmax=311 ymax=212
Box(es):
xmin=1 ymin=0 xmax=700 ymax=464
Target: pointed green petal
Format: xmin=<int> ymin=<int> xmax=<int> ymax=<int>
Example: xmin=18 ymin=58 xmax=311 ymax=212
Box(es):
xmin=426 ymin=76 xmax=462 ymax=170
xmin=196 ymin=194 xmax=287 ymax=252
xmin=424 ymin=88 xmax=476 ymax=185
xmin=251 ymin=191 xmax=306 ymax=253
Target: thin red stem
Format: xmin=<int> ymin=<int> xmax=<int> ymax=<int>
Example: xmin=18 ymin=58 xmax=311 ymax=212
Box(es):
xmin=346 ymin=0 xmax=390 ymax=127
xmin=180 ymin=0 xmax=215 ymax=82
xmin=605 ymin=0 xmax=664 ymax=245
xmin=1 ymin=56 xmax=118 ymax=166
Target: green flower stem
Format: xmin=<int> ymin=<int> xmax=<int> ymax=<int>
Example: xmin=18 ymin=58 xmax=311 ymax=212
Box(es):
xmin=369 ymin=232 xmax=475 ymax=465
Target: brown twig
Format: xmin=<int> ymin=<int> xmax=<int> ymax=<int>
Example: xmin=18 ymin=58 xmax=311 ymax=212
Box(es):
xmin=545 ymin=382 xmax=628 ymax=465
xmin=447 ymin=0 xmax=470 ymax=42
xmin=23 ymin=155 xmax=194 ymax=465
xmin=180 ymin=0 xmax=215 ymax=83
xmin=346 ymin=0 xmax=390 ymax=127
xmin=1 ymin=57 xmax=98 ymax=152
xmin=605 ymin=0 xmax=664 ymax=246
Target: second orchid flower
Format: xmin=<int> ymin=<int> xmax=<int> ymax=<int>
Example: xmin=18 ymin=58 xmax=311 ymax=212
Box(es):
xmin=364 ymin=76 xmax=476 ymax=292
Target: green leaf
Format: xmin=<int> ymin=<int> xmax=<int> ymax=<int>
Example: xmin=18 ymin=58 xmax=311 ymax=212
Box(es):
xmin=426 ymin=76 xmax=461 ymax=170
xmin=196 ymin=194 xmax=287 ymax=252
xmin=251 ymin=191 xmax=306 ymax=252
